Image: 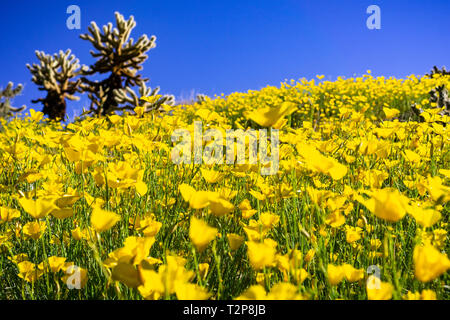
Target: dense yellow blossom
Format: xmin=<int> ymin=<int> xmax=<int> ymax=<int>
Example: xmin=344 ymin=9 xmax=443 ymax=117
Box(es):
xmin=0 ymin=72 xmax=449 ymax=300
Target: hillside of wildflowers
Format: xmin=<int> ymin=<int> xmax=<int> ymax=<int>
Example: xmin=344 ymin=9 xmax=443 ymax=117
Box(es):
xmin=0 ymin=72 xmax=449 ymax=300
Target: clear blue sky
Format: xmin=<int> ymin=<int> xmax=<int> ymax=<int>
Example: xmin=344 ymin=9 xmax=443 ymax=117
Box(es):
xmin=1 ymin=0 xmax=449 ymax=119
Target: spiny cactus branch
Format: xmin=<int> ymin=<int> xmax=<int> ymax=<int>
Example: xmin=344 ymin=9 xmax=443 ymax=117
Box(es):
xmin=26 ymin=49 xmax=84 ymax=120
xmin=113 ymin=83 xmax=175 ymax=114
xmin=80 ymin=12 xmax=157 ymax=116
xmin=426 ymin=66 xmax=450 ymax=77
xmin=0 ymin=82 xmax=26 ymax=118
xmin=429 ymin=85 xmax=450 ymax=115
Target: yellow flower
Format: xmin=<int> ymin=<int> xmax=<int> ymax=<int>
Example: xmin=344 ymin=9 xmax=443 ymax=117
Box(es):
xmin=438 ymin=169 xmax=450 ymax=179
xmin=198 ymin=263 xmax=209 ymax=280
xmin=29 ymin=109 xmax=44 ymax=122
xmin=403 ymin=149 xmax=421 ymax=163
xmin=39 ymin=256 xmax=67 ymax=273
xmin=61 ymin=265 xmax=88 ymax=289
xmin=403 ymin=291 xmax=421 ymax=300
xmin=259 ymin=212 xmax=280 ymax=230
xmin=17 ymin=261 xmax=44 ymax=283
xmin=148 ymin=255 xmax=194 ymax=295
xmin=361 ymin=188 xmax=409 ymax=222
xmin=298 ymin=144 xmax=347 ymax=180
xmin=105 ymin=236 xmax=155 ymax=268
xmin=141 ymin=219 xmax=162 ymax=237
xmin=189 ymin=217 xmax=217 ymax=252
xmin=138 ymin=269 xmax=164 ymax=300
xmin=413 ymin=243 xmax=450 ymax=282
xmin=266 ymin=282 xmax=306 ymax=300
xmin=90 ymin=207 xmax=121 ymax=233
xmin=18 ymin=197 xmax=58 ymax=219
xmin=108 ymin=114 xmax=122 ymax=124
xmin=369 ymin=239 xmax=382 ymax=250
xmin=0 ymin=207 xmax=20 ymax=223
xmin=304 ymin=249 xmax=315 ymax=262
xmin=200 ymin=168 xmax=224 ymax=184
xmin=362 ymin=169 xmax=388 ymax=188
xmin=227 ymin=233 xmax=244 ymax=251
xmin=325 ymin=211 xmax=346 ymax=228
xmin=23 ymin=221 xmax=47 ymax=240
xmin=345 ymin=225 xmax=362 ymax=243
xmin=140 ymin=95 xmax=162 ymax=104
xmin=217 ymin=187 xmax=237 ymax=200
xmin=239 ymin=199 xmax=257 ymax=219
xmin=342 ymin=264 xmax=364 ymax=282
xmin=407 ymin=202 xmax=441 ymax=228
xmin=134 ymin=106 xmax=145 ymax=117
xmin=256 ymin=272 xmax=265 ymax=286
xmin=112 ymin=262 xmax=141 ymax=288
xmin=105 ymin=161 xmax=147 ymax=195
xmin=135 ymin=180 xmax=148 ymax=196
xmin=8 ymin=253 xmax=29 ymax=264
xmin=419 ymin=289 xmax=437 ymax=300
xmin=246 ymin=240 xmax=276 ymax=270
xmin=51 ymin=207 xmax=74 ymax=219
xmin=175 ymin=283 xmax=211 ymax=300
xmin=327 ymin=264 xmax=345 ymax=285
xmin=209 ymin=196 xmax=234 ymax=217
xmin=236 ymin=285 xmax=267 ymax=300
xmin=366 ymin=276 xmax=393 ymax=300
xmin=290 ymin=268 xmax=309 ymax=284
xmin=431 ymin=229 xmax=447 ymax=249
xmin=249 ymin=190 xmax=266 ymax=201
xmin=71 ymin=227 xmax=90 ymax=241
xmin=179 ymin=184 xmax=212 ymax=209
xmin=424 ymin=175 xmax=449 ymax=202
xmin=244 ymin=102 xmax=297 ymax=127
xmin=404 ymin=289 xmax=437 ymax=300
xmin=383 ymin=107 xmax=400 ymax=119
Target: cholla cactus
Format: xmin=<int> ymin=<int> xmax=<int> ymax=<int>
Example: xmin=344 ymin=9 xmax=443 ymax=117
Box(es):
xmin=80 ymin=12 xmax=157 ymax=116
xmin=196 ymin=93 xmax=208 ymax=104
xmin=429 ymin=85 xmax=450 ymax=115
xmin=0 ymin=82 xmax=26 ymax=118
xmin=113 ymin=83 xmax=174 ymax=114
xmin=400 ymin=85 xmax=450 ymax=122
xmin=27 ymin=50 xmax=84 ymax=120
xmin=427 ymin=66 xmax=450 ymax=77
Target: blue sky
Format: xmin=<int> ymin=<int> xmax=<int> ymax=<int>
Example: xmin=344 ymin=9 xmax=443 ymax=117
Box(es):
xmin=1 ymin=0 xmax=449 ymax=119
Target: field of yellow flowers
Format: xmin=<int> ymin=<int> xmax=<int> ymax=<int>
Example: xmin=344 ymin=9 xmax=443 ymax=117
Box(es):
xmin=0 ymin=72 xmax=449 ymax=300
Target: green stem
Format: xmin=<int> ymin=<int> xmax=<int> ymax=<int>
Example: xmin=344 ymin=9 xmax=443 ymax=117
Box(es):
xmin=212 ymin=241 xmax=223 ymax=299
